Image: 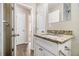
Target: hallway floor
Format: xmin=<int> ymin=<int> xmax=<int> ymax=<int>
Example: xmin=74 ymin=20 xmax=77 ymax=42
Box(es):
xmin=16 ymin=43 xmax=28 ymax=56
xmin=16 ymin=43 xmax=34 ymax=56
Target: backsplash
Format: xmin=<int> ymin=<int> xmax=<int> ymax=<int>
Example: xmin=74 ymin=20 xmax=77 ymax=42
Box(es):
xmin=47 ymin=30 xmax=73 ymax=35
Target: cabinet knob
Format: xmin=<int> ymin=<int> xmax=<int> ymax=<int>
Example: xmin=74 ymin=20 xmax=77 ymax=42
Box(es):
xmin=39 ymin=48 xmax=43 ymax=51
xmin=65 ymin=46 xmax=70 ymax=51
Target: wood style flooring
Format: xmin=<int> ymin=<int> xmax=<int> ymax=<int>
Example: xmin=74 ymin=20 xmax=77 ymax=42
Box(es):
xmin=16 ymin=43 xmax=28 ymax=56
xmin=16 ymin=43 xmax=34 ymax=56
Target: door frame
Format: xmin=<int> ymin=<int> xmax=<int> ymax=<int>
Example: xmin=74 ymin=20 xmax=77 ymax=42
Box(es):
xmin=12 ymin=3 xmax=33 ymax=56
xmin=1 ymin=3 xmax=4 ymax=56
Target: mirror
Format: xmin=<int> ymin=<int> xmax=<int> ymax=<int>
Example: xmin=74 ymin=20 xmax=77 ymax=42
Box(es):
xmin=63 ymin=3 xmax=71 ymax=21
xmin=48 ymin=8 xmax=60 ymax=23
xmin=48 ymin=3 xmax=71 ymax=24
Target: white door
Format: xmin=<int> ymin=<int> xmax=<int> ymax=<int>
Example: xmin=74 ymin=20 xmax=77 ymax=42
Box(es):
xmin=13 ymin=4 xmax=30 ymax=56
xmin=15 ymin=5 xmax=28 ymax=45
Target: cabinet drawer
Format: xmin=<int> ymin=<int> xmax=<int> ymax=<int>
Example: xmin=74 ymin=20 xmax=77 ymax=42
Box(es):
xmin=34 ymin=42 xmax=55 ymax=56
xmin=35 ymin=37 xmax=58 ymax=55
xmin=34 ymin=44 xmax=44 ymax=56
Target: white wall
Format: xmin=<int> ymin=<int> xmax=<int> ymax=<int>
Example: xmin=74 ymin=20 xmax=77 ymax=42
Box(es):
xmin=48 ymin=4 xmax=79 ymax=56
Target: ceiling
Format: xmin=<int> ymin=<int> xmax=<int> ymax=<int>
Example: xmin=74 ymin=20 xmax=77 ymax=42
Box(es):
xmin=48 ymin=3 xmax=61 ymax=10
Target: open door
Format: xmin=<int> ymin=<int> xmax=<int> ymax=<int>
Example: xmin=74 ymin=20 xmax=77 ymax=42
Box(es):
xmin=12 ymin=4 xmax=31 ymax=56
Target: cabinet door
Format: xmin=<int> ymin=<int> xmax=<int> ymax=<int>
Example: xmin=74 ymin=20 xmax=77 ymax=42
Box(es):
xmin=35 ymin=37 xmax=58 ymax=55
xmin=34 ymin=43 xmax=55 ymax=56
xmin=58 ymin=40 xmax=71 ymax=56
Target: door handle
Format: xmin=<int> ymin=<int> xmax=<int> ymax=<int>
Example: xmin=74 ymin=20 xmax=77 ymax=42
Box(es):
xmin=12 ymin=34 xmax=20 ymax=37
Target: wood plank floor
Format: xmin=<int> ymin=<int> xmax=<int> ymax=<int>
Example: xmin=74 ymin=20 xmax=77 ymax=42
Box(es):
xmin=16 ymin=43 xmax=28 ymax=56
xmin=16 ymin=43 xmax=34 ymax=56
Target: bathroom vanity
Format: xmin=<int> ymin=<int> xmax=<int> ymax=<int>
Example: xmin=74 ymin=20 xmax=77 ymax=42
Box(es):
xmin=34 ymin=34 xmax=73 ymax=56
xmin=35 ymin=3 xmax=72 ymax=56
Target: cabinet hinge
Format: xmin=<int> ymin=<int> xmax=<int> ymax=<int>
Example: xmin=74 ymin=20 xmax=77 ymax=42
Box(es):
xmin=12 ymin=48 xmax=14 ymax=51
xmin=11 ymin=7 xmax=14 ymax=10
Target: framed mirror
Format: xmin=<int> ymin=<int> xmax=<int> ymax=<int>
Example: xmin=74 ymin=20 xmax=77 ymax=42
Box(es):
xmin=48 ymin=3 xmax=71 ymax=24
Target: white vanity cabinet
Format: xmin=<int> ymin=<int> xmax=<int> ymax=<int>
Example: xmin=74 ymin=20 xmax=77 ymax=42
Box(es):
xmin=58 ymin=39 xmax=71 ymax=56
xmin=34 ymin=37 xmax=56 ymax=56
xmin=34 ymin=43 xmax=55 ymax=56
xmin=34 ymin=36 xmax=71 ymax=56
xmin=34 ymin=42 xmax=55 ymax=56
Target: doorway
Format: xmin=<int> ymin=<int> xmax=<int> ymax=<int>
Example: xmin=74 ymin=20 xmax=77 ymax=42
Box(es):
xmin=12 ymin=4 xmax=33 ymax=56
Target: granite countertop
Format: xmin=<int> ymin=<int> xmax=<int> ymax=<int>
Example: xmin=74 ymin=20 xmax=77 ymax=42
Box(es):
xmin=34 ymin=33 xmax=74 ymax=44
